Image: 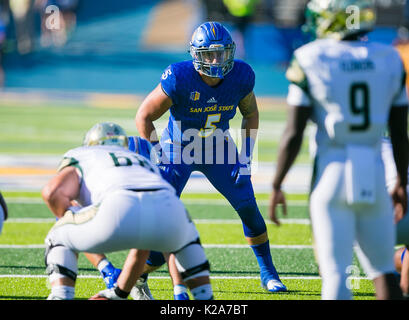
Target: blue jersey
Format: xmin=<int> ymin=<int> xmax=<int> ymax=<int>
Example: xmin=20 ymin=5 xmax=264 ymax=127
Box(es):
xmin=160 ymin=59 xmax=255 ymax=145
xmin=143 ymin=57 xmax=280 ymax=282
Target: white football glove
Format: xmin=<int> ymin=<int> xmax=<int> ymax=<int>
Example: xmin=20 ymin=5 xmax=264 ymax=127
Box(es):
xmin=89 ymin=288 xmax=127 ymax=300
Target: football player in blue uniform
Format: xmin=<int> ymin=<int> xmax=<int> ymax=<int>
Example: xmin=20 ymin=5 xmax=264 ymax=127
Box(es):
xmin=133 ymin=21 xmax=287 ymax=296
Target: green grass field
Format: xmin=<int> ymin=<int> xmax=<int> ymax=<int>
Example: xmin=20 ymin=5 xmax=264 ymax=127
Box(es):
xmin=0 ymin=100 xmax=377 ymax=300
xmin=0 ymin=192 xmax=375 ymax=300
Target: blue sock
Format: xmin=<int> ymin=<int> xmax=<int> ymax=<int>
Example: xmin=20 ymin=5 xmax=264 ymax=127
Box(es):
xmin=250 ymin=241 xmax=280 ymax=282
xmin=235 ymin=201 xmax=281 ymax=282
xmin=98 ymin=259 xmax=112 ymax=274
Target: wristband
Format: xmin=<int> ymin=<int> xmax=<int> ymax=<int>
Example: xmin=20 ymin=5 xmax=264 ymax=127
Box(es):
xmin=114 ymin=286 xmax=130 ymax=299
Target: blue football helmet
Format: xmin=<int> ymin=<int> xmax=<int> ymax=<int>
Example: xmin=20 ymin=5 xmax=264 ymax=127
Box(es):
xmin=190 ymin=22 xmax=236 ymax=79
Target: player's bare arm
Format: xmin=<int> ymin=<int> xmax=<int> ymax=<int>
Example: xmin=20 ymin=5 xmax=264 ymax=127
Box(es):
xmin=232 ymin=91 xmax=259 ymax=187
xmin=269 ymin=105 xmax=311 ymax=225
xmin=238 ymin=91 xmax=259 ymax=138
xmin=116 ymin=249 xmax=150 ymax=292
xmin=41 ymin=166 xmax=80 ymax=218
xmin=272 ymin=105 xmax=311 ymax=191
xmin=235 ymin=91 xmax=258 ymax=172
xmin=388 ymin=106 xmax=409 ymax=222
xmin=135 ymin=83 xmax=173 ymax=143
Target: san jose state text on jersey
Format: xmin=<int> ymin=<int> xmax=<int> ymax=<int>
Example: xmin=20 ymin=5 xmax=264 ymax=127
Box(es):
xmin=160 ymin=59 xmax=255 ymax=142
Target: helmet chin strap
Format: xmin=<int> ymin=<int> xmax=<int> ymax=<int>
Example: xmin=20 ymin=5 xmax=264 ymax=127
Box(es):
xmin=209 ymin=66 xmax=224 ymax=79
xmin=198 ymin=71 xmax=223 ymax=86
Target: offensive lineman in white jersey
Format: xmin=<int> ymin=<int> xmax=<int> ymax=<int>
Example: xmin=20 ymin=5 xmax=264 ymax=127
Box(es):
xmin=42 ymin=122 xmax=213 ymax=300
xmin=269 ymin=0 xmax=408 ymax=299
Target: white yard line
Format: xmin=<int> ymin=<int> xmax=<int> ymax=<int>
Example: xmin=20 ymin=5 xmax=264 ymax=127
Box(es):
xmin=1 ymin=243 xmax=402 ymax=251
xmin=6 ymin=198 xmax=44 ymax=204
xmin=190 ymin=219 xmax=310 ymax=225
xmin=0 ymin=274 xmax=370 ymax=280
xmin=183 ymin=199 xmax=309 ymax=206
xmin=0 ymin=244 xmax=313 ymax=249
xmin=5 ymin=198 xmax=309 ymax=206
xmin=6 ymin=218 xmax=56 ymax=223
xmin=0 ymin=244 xmax=46 ymax=248
xmin=203 ymin=244 xmax=313 ymax=249
xmin=5 ymin=218 xmax=311 ymax=224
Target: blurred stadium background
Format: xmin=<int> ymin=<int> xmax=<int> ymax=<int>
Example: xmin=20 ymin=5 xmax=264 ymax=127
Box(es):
xmin=1 ymin=0 xmax=407 ymax=95
xmin=0 ymin=0 xmax=408 ymax=193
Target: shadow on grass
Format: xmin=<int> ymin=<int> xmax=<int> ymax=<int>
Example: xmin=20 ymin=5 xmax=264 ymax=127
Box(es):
xmin=213 ymin=288 xmax=322 ymax=298
xmin=208 ymin=270 xmax=319 ymax=277
xmin=0 ymin=296 xmax=46 ymax=300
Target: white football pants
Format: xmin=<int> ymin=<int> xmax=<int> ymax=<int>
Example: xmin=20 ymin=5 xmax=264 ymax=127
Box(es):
xmin=310 ymin=157 xmax=396 ymax=300
xmin=46 ymin=189 xmax=206 ymax=277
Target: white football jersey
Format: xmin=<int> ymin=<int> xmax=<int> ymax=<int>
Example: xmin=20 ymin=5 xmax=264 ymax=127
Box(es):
xmin=58 ymin=145 xmax=174 ymax=205
xmin=287 ymin=38 xmax=407 ymax=153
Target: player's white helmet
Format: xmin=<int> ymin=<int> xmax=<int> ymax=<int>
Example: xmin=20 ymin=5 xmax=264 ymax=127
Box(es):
xmin=83 ymin=122 xmax=128 ymax=148
xmin=304 ymin=0 xmax=376 ymax=40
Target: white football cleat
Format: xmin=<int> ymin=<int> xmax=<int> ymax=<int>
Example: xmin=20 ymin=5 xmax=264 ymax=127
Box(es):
xmin=262 ymin=279 xmax=288 ymax=293
xmin=130 ymin=278 xmax=154 ymax=300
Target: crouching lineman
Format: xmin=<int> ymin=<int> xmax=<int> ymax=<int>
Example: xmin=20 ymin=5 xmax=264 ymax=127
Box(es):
xmin=41 ymin=122 xmax=213 ymax=300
